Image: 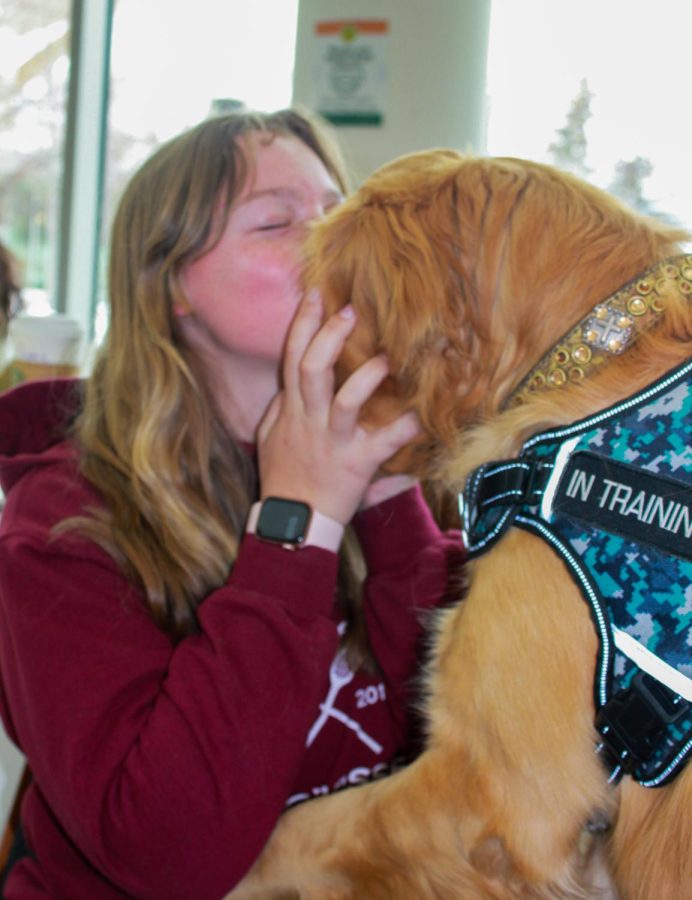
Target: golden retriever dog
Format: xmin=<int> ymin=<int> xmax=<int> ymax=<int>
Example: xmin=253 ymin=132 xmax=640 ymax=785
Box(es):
xmin=230 ymin=152 xmax=692 ymax=899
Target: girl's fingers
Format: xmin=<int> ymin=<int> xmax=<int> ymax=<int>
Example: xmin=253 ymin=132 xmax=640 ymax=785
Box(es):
xmin=359 ymin=411 xmax=421 ymax=471
xmin=371 ymin=411 xmax=421 ymax=457
xmin=296 ymin=305 xmax=357 ymax=415
xmin=329 ymin=353 xmax=390 ymax=436
xmin=282 ymin=290 xmax=325 ymax=395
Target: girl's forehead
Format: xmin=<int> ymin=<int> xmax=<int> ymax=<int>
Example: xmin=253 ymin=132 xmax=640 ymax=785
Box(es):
xmin=236 ymin=132 xmax=340 ymax=203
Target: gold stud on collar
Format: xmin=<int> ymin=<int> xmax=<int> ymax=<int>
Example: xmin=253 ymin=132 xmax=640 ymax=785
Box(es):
xmin=627 ymin=296 xmax=648 ymax=316
xmin=572 ymin=344 xmax=592 ymax=365
xmin=508 ymin=255 xmax=692 ymax=408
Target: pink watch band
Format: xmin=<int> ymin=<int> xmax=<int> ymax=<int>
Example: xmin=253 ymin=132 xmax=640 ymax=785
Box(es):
xmin=246 ymin=501 xmax=344 ymax=552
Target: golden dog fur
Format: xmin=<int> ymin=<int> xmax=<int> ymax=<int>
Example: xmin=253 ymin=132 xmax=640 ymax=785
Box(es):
xmin=231 ymin=152 xmax=692 ymax=898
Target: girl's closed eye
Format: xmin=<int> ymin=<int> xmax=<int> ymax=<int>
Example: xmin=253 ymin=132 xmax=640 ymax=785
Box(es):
xmin=256 ymin=219 xmax=292 ymax=231
xmin=237 ymin=195 xmax=295 ymax=234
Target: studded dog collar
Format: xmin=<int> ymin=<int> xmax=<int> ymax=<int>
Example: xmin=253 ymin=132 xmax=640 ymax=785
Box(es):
xmin=509 ymin=255 xmax=692 ymax=407
xmin=460 ymin=359 xmax=692 ymax=787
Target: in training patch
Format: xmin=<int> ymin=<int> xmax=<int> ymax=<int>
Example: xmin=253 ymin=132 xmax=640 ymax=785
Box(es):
xmin=553 ymin=452 xmax=692 ymax=562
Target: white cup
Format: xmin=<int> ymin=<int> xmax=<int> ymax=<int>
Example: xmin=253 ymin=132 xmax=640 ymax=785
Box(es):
xmin=1 ymin=314 xmax=84 ymax=388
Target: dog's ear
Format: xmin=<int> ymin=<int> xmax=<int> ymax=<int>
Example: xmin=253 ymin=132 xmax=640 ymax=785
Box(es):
xmin=305 ymin=152 xmax=487 ymax=477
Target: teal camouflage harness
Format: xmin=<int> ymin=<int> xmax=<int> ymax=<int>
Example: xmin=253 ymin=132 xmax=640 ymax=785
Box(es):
xmin=460 ymin=359 xmax=692 ymax=787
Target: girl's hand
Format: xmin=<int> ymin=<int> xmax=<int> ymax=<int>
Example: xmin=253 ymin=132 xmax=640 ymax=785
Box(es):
xmin=256 ymin=291 xmax=420 ymax=525
xmin=360 ymin=474 xmax=418 ymax=510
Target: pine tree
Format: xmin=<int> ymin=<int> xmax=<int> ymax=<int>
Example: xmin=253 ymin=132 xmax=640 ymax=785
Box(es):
xmin=548 ymin=79 xmax=594 ymax=177
xmin=608 ymin=156 xmax=680 ymax=224
xmin=608 ymin=157 xmax=654 ymax=214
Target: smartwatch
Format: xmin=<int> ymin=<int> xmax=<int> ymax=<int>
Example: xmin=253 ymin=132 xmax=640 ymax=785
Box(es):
xmin=246 ymin=497 xmax=344 ymax=552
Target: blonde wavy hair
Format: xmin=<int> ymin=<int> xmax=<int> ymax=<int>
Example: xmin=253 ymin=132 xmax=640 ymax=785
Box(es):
xmin=66 ymin=109 xmax=351 ymax=640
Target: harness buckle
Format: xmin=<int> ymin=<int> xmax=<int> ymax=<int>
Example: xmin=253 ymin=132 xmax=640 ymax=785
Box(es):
xmin=477 ymin=457 xmax=551 ymax=510
xmin=595 ymin=670 xmax=689 ymax=778
xmin=460 ymin=456 xmax=555 ymax=553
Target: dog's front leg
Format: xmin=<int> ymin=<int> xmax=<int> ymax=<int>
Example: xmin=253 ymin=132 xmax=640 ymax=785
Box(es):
xmin=228 ymin=749 xmax=492 ymax=899
xmin=227 ymin=780 xmax=375 ymax=899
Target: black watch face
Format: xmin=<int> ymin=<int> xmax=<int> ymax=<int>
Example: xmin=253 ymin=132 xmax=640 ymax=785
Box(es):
xmin=256 ymin=498 xmax=311 ymax=544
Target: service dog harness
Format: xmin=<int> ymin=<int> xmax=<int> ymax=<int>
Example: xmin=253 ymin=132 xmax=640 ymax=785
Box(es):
xmin=460 ymin=357 xmax=692 ymax=788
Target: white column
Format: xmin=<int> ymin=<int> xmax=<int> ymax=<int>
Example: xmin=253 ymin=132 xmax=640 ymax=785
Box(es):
xmin=292 ymin=0 xmax=492 ymax=182
xmin=55 ymin=0 xmax=113 ymax=339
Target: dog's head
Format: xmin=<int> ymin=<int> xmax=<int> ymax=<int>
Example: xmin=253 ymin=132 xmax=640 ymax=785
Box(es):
xmin=305 ymin=150 xmax=689 ymax=477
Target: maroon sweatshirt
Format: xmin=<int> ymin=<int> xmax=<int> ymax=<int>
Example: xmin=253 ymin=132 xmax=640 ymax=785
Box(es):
xmin=0 ymin=379 xmax=463 ymax=899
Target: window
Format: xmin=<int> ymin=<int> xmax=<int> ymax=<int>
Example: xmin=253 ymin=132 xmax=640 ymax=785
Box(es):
xmin=1 ymin=0 xmax=300 ymax=342
xmin=0 ymin=1 xmax=71 ymax=316
xmin=485 ymin=0 xmax=692 ymax=229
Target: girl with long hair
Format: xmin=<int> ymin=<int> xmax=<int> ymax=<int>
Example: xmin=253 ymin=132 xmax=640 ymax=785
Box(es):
xmin=0 ymin=109 xmax=461 ymax=898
